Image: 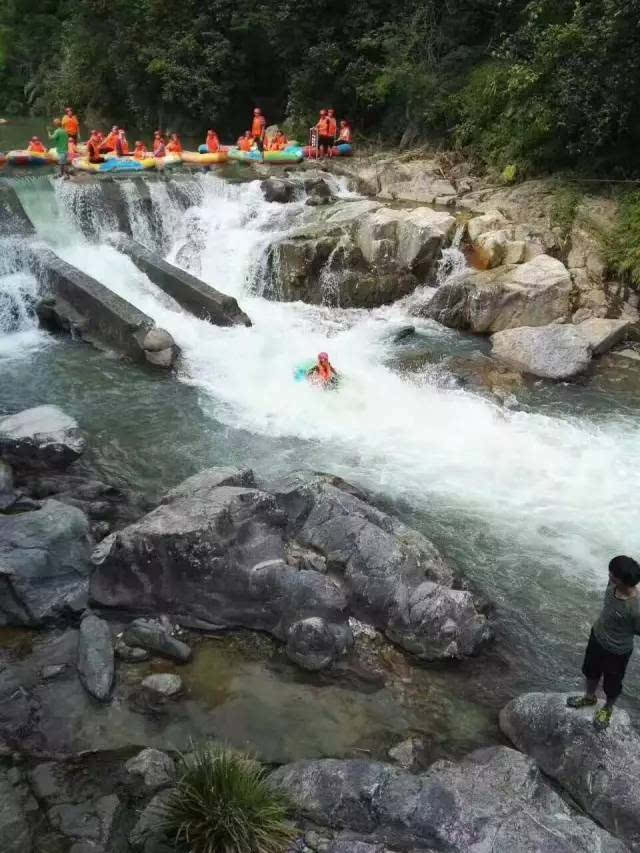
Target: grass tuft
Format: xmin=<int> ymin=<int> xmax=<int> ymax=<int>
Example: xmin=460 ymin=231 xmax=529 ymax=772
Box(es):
xmin=155 ymin=743 xmax=296 ymax=853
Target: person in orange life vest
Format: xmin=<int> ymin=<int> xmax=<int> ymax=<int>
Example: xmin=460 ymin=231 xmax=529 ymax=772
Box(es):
xmin=271 ymin=130 xmax=288 ymax=151
xmin=68 ymin=137 xmax=79 ymax=158
xmin=338 ymin=119 xmax=353 ymax=144
xmin=251 ymin=108 xmax=266 ymax=151
xmin=61 ymin=107 xmax=80 ymax=142
xmin=327 ymin=109 xmax=337 ymax=142
xmin=153 ymin=134 xmax=166 ymax=157
xmin=87 ymin=130 xmax=105 ymax=164
xmin=206 ymin=129 xmax=220 ymax=152
xmin=133 ymin=141 xmax=148 ymax=160
xmin=100 ymin=126 xmax=118 ymax=153
xmin=316 ymin=110 xmax=332 ymax=158
xmin=238 ymin=131 xmax=254 ymax=152
xmin=166 ymin=133 xmax=183 ymax=154
xmin=307 ymin=352 xmax=339 ymax=387
xmin=115 ymin=128 xmax=129 ymax=157
xmin=27 ymin=136 xmax=46 ymax=153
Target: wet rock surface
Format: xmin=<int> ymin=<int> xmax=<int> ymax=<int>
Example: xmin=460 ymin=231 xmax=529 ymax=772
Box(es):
xmin=77 ymin=613 xmax=114 ymax=701
xmin=0 ymin=405 xmax=85 ymax=470
xmin=270 ymin=746 xmax=629 ymax=852
xmin=500 ymin=692 xmax=640 ymax=852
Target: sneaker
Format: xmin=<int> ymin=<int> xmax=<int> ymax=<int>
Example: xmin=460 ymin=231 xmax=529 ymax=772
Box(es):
xmin=566 ymin=695 xmax=597 ymax=709
xmin=594 ymin=706 xmax=613 ymax=731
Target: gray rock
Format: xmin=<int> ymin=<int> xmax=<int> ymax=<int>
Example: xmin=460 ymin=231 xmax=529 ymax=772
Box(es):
xmin=327 ymin=843 xmax=386 ymax=853
xmin=114 ymin=640 xmax=149 ymax=662
xmin=144 ymin=347 xmax=177 ymax=369
xmin=272 ymin=473 xmax=489 ymax=660
xmin=143 ymin=328 xmax=175 ymax=352
xmin=467 ymin=209 xmax=510 ymax=242
xmin=491 ymin=324 xmax=592 ymax=379
xmin=125 ymin=748 xmax=175 ymax=789
xmin=48 ymin=794 xmax=119 ymax=846
xmin=0 ymin=768 xmax=33 ymax=852
xmin=270 ymin=747 xmax=628 ymax=852
xmin=92 ymin=486 xmax=351 ymax=672
xmin=160 ymin=466 xmax=256 ymax=504
xmin=574 ymin=318 xmax=631 ymax=355
xmin=473 ymin=229 xmax=509 ymax=268
xmin=0 ymin=405 xmax=85 ymax=470
xmin=262 ymin=178 xmax=296 ymax=203
xmin=425 ymin=254 xmax=572 ymax=333
xmin=376 ymin=160 xmax=456 ymax=204
xmin=77 ymin=614 xmax=114 ymax=702
xmin=0 ymin=461 xmax=14 ymax=511
xmin=129 ymin=789 xmax=172 ymax=850
xmin=500 ymin=692 xmax=640 ymax=852
xmin=42 ymin=664 xmax=66 ymax=679
xmin=142 ymin=673 xmax=183 ymax=697
xmin=122 ymin=617 xmax=192 ymax=663
xmin=286 ymin=617 xmax=354 ymax=671
xmin=387 ymin=736 xmax=425 ymax=771
xmin=0 ymin=499 xmax=91 ymax=626
xmin=69 ymin=843 xmax=105 ymax=853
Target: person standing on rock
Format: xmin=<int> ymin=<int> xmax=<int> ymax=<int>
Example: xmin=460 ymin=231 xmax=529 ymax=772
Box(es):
xmin=48 ymin=118 xmax=69 ymax=177
xmin=567 ymin=555 xmax=640 ymax=731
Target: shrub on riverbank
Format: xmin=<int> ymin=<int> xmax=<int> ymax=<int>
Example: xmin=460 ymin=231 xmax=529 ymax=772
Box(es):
xmin=602 ymin=192 xmax=640 ymax=291
xmin=156 ymin=744 xmax=295 ymax=853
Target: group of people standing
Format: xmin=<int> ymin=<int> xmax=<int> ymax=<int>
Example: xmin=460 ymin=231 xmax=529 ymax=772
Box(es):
xmin=313 ymin=108 xmax=352 ymax=157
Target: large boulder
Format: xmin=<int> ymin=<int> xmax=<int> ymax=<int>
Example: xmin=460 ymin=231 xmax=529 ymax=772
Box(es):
xmin=466 ymin=209 xmax=510 ymax=242
xmin=491 ymin=324 xmax=593 ymax=379
xmin=424 ymin=254 xmax=572 ymax=332
xmin=0 ymin=767 xmax=34 ymax=852
xmin=0 ymin=499 xmax=91 ymax=626
xmin=271 ymin=473 xmax=490 ymax=660
xmin=574 ymin=318 xmax=631 ymax=354
xmin=77 ymin=613 xmax=114 ymax=702
xmin=90 ymin=483 xmax=352 ymax=671
xmin=375 ymin=159 xmax=457 ymax=204
xmin=269 ymin=747 xmax=628 ymax=852
xmin=0 ymin=406 xmax=85 ymax=470
xmin=500 ymin=692 xmax=640 ymax=852
xmin=0 ymin=461 xmax=14 ymax=511
xmin=261 ymin=177 xmax=297 ymax=204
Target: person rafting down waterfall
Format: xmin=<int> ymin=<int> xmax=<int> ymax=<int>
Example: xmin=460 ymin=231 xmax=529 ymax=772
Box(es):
xmin=153 ymin=133 xmax=166 ymax=157
xmin=238 ymin=131 xmax=254 ymax=152
xmin=166 ymin=133 xmax=183 ymax=154
xmin=27 ymin=136 xmax=46 ymax=153
xmin=307 ymin=352 xmax=339 ymax=388
xmin=133 ymin=140 xmax=148 ymax=159
xmin=87 ymin=130 xmax=105 ymax=164
xmin=115 ymin=128 xmax=129 ymax=156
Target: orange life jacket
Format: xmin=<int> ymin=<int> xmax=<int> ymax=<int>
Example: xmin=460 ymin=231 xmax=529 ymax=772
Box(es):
xmin=167 ymin=140 xmax=182 ymax=154
xmin=251 ymin=115 xmax=266 ymax=138
xmin=27 ymin=142 xmax=46 ymax=153
xmin=327 ymin=117 xmax=337 ymax=137
xmin=317 ymin=117 xmax=330 ymax=135
xmin=153 ymin=142 xmax=166 ymax=157
xmin=101 ymin=132 xmax=117 ymax=151
xmin=133 ymin=145 xmax=148 ymax=160
xmin=88 ymin=139 xmax=102 ymax=162
xmin=239 ymin=137 xmax=253 ymax=152
xmin=62 ymin=114 xmax=79 ymax=136
xmin=273 ymin=136 xmax=287 ymax=151
xmin=338 ymin=126 xmax=352 ymax=143
xmin=206 ymin=132 xmax=219 ymax=152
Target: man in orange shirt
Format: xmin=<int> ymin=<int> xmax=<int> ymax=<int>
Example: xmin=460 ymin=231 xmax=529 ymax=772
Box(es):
xmin=316 ymin=109 xmax=332 ymax=158
xmin=327 ymin=109 xmax=337 ymax=144
xmin=251 ymin=108 xmax=266 ymax=151
xmin=61 ymin=107 xmax=80 ymax=142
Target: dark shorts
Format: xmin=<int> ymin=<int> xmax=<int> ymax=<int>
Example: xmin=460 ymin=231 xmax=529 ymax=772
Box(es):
xmin=253 ymin=135 xmax=264 ymax=152
xmin=582 ymin=630 xmax=631 ymax=700
xmin=318 ymin=135 xmax=333 ymax=150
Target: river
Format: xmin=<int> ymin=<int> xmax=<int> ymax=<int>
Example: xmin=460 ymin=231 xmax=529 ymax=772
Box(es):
xmin=1 ymin=166 xmax=639 ymax=749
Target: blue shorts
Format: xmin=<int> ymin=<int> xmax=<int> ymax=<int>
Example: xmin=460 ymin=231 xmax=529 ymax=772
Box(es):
xmin=58 ymin=152 xmax=69 ymax=165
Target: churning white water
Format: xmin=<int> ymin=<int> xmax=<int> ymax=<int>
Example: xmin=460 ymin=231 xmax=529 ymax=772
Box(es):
xmin=11 ymin=173 xmax=640 ymax=592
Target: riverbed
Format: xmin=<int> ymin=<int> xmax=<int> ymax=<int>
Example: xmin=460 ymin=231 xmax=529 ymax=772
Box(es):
xmin=1 ymin=160 xmax=639 ymax=759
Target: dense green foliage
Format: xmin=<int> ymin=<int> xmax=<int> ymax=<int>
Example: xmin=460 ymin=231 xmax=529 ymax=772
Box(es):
xmin=2 ymin=0 xmax=640 ymax=172
xmin=602 ymin=192 xmax=640 ymax=291
xmin=156 ymin=744 xmax=295 ymax=853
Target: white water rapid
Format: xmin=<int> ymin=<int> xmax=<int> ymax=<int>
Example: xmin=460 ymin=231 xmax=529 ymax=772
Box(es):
xmin=9 ymin=173 xmax=640 ymax=604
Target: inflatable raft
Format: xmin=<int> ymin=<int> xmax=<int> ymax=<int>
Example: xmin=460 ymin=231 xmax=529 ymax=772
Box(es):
xmin=303 ymin=143 xmax=353 ymax=158
xmin=228 ymin=146 xmax=304 ymax=164
xmin=72 ymin=153 xmax=180 ymax=173
xmin=181 ymin=150 xmax=228 ymax=165
xmin=6 ymin=149 xmax=52 ymax=167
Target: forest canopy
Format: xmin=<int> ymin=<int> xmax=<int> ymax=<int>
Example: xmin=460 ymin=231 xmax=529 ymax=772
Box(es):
xmin=2 ymin=0 xmax=640 ymax=174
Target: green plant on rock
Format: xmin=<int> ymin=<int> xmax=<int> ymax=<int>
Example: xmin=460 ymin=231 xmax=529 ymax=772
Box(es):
xmin=550 ymin=185 xmax=582 ymax=254
xmin=155 ymin=743 xmax=296 ymax=853
xmin=601 ymin=192 xmax=640 ymax=292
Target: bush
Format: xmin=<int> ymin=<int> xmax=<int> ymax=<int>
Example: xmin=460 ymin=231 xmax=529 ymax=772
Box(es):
xmin=156 ymin=744 xmax=296 ymax=853
xmin=601 ymin=192 xmax=640 ymax=291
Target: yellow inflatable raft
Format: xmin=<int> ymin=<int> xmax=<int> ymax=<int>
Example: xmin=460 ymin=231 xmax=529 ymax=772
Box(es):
xmin=181 ymin=150 xmax=228 ymax=165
